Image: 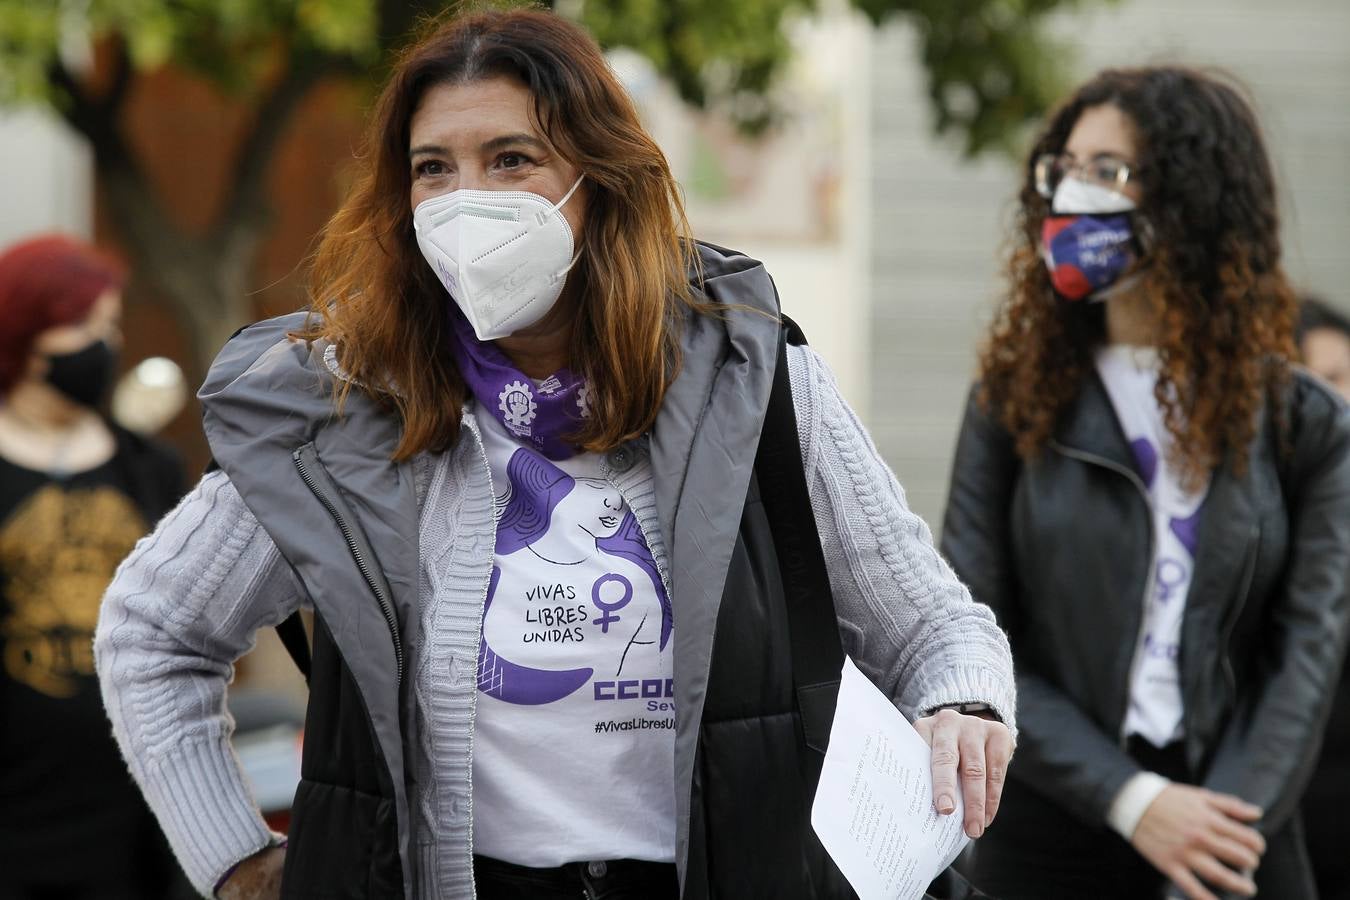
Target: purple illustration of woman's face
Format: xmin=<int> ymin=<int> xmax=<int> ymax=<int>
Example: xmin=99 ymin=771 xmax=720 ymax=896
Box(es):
xmin=559 ymin=477 xmax=625 ymax=540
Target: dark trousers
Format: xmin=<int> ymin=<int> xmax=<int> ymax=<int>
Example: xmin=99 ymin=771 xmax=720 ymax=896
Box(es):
xmin=1307 ymin=765 xmax=1350 ymax=900
xmin=1304 ymin=662 xmax=1350 ymax=900
xmin=965 ymin=739 xmax=1316 ymax=900
xmin=0 ymin=817 xmax=194 ymax=900
xmin=473 ymin=855 xmax=679 ymax=900
xmin=0 ymin=888 xmax=142 ymax=900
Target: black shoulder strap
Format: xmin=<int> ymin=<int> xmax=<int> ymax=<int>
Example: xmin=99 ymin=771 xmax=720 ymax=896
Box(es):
xmin=754 ymin=315 xmax=845 ymax=753
xmin=276 ymin=612 xmax=312 ymax=685
xmin=780 ymin=312 xmax=809 ymax=347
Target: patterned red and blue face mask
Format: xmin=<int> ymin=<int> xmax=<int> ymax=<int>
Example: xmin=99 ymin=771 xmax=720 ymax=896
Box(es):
xmin=1039 ymin=179 xmax=1139 ymax=302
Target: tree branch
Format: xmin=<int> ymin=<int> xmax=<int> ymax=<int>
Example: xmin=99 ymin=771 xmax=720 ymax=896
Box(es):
xmin=377 ymin=0 xmax=445 ymax=52
xmin=48 ymin=62 xmax=162 ymax=256
xmin=217 ymin=0 xmax=533 ymax=246
xmin=48 ymin=59 xmax=221 ymax=333
xmin=48 ymin=59 xmax=104 ymax=143
xmin=102 ymin=36 xmax=134 ymax=114
xmin=213 ymin=52 xmax=331 ymax=265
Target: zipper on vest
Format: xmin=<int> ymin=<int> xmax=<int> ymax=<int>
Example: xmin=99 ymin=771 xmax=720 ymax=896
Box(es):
xmin=293 ymin=446 xmax=405 ymax=686
xmin=1048 ymin=440 xmax=1157 ymax=750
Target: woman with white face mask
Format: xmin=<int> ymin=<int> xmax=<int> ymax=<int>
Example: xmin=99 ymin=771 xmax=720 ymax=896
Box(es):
xmin=942 ymin=67 xmax=1350 ymax=900
xmin=94 ymin=10 xmax=1015 ymax=899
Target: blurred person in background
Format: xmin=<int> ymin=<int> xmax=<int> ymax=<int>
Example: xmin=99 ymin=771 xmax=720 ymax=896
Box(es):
xmin=1300 ymin=298 xmax=1350 ymax=402
xmin=95 ymin=9 xmax=1016 ymax=900
xmin=1297 ymin=295 xmax=1350 ymax=900
xmin=0 ymin=234 xmax=187 ymax=899
xmin=942 ymin=67 xmax=1350 ymax=900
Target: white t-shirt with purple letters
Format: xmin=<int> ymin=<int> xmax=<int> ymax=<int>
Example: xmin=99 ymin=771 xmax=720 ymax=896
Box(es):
xmin=1096 ymin=345 xmax=1209 ymax=749
xmin=471 ymin=410 xmax=676 ymax=867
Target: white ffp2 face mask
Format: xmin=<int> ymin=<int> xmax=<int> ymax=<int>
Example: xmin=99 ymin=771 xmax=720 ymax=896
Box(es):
xmin=413 ymin=175 xmax=584 ymax=341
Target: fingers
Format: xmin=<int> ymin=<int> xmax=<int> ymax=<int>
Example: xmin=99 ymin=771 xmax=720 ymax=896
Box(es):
xmin=1207 ymin=791 xmax=1263 ymax=823
xmin=927 ymin=709 xmax=962 ymax=816
xmin=1203 ymin=833 xmax=1260 ymax=874
xmin=1190 ymin=853 xmax=1257 ymax=897
xmin=983 ymin=723 xmax=1012 ymax=829
xmin=1213 ymin=814 xmax=1267 ymax=858
xmin=1206 ymin=792 xmax=1266 ymax=865
xmin=1208 ymin=815 xmax=1266 ymax=867
xmin=920 ymin=710 xmax=1014 ymax=835
xmin=1168 ymin=866 xmax=1220 ymax=900
xmin=958 ymin=722 xmax=987 ymax=838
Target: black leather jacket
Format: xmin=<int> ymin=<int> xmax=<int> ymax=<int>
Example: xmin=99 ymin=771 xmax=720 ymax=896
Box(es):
xmin=941 ymin=367 xmax=1350 ymax=836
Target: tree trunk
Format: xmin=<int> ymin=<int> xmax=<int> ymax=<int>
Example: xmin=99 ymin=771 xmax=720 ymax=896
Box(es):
xmin=96 ymin=149 xmax=260 ymax=374
xmin=147 ymin=239 xmax=261 ymax=372
xmin=52 ymin=47 xmax=326 ymax=377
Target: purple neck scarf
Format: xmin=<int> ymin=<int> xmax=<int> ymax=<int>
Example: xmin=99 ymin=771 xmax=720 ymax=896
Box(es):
xmin=448 ymin=310 xmax=590 ymax=460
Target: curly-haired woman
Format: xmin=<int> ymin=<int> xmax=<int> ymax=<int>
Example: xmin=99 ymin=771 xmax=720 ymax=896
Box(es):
xmin=942 ymin=67 xmax=1350 ymax=900
xmin=93 ymin=8 xmax=1015 ymax=899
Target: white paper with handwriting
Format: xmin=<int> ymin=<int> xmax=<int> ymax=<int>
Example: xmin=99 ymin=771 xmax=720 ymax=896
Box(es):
xmin=811 ymin=657 xmax=971 ymax=900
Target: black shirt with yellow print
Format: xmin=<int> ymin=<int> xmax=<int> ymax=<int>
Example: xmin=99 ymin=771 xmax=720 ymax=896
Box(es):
xmin=0 ymin=426 xmax=185 ymax=896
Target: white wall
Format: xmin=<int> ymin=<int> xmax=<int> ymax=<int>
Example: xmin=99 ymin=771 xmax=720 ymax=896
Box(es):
xmin=725 ymin=13 xmax=874 ymax=419
xmin=0 ymin=108 xmax=93 ymax=246
xmin=618 ymin=7 xmax=875 ymax=415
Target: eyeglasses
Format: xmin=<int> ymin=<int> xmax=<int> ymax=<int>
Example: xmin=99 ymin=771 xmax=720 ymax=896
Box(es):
xmin=1034 ymin=152 xmax=1135 ymax=199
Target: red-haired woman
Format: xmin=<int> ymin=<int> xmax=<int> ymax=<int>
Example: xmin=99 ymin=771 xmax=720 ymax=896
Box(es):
xmin=0 ymin=235 xmax=185 ymax=898
xmin=94 ymin=9 xmax=1015 ymax=900
xmin=942 ymin=67 xmax=1350 ymax=900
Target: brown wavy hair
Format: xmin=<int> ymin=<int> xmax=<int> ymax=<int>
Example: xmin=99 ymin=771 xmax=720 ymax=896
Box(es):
xmin=297 ymin=8 xmax=700 ymax=460
xmin=980 ymin=66 xmax=1298 ymax=485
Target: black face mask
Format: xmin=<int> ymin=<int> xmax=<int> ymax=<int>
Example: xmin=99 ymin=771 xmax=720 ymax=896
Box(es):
xmin=44 ymin=340 xmax=117 ymax=408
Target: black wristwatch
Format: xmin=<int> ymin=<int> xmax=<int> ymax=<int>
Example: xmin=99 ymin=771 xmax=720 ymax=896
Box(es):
xmin=929 ymin=701 xmax=1000 ymax=721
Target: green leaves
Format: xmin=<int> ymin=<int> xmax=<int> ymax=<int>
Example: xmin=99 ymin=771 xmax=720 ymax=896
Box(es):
xmin=583 ymin=0 xmax=812 ymax=132
xmin=0 ymin=0 xmax=1113 ymax=155
xmin=0 ymin=5 xmax=64 ymax=102
xmin=295 ymin=0 xmax=380 ymax=58
xmin=0 ymin=0 xmax=381 ymax=105
xmin=581 ymin=0 xmax=1113 ymax=152
xmin=852 ymin=0 xmax=1115 ymax=156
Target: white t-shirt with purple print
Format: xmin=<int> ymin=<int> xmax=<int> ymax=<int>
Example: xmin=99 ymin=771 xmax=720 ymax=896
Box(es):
xmin=1096 ymin=345 xmax=1209 ymax=749
xmin=471 ymin=410 xmax=676 ymax=867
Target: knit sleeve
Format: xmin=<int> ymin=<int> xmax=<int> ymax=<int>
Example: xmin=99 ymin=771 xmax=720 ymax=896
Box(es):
xmin=94 ymin=469 xmax=305 ymax=896
xmin=785 ymin=344 xmax=1017 ymax=737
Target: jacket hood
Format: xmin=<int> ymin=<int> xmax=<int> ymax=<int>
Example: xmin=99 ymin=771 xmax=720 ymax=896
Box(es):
xmin=657 ymin=241 xmax=784 ymax=877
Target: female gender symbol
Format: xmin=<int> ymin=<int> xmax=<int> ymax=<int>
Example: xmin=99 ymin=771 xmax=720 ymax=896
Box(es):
xmin=1155 ymin=558 xmax=1188 ymax=603
xmin=591 ymin=573 xmax=634 ymax=633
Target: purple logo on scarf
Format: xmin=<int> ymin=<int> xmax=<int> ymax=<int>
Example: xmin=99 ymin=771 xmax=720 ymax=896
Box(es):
xmin=448 ymin=309 xmax=588 ymax=460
